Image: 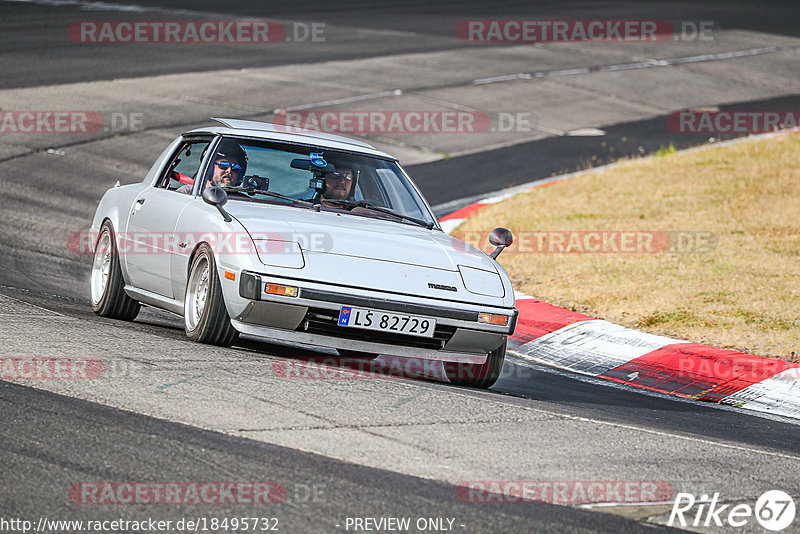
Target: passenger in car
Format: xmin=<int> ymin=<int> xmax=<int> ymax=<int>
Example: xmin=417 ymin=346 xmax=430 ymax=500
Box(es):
xmin=322 ymin=165 xmax=357 ymax=201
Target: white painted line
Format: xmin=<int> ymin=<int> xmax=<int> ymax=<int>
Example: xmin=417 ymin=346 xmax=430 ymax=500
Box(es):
xmin=5 ymin=0 xmax=198 ymax=15
xmin=565 ymin=128 xmax=606 ymax=136
xmin=446 ymin=372 xmax=800 ymax=459
xmin=663 ymin=46 xmax=779 ymax=65
xmin=579 ymin=500 xmax=677 ymax=509
xmin=598 ymin=61 xmax=658 ymax=72
xmin=274 ymin=90 xmax=403 ymax=114
xmin=539 ymin=67 xmax=591 ymax=77
xmin=0 ymin=315 xmax=74 ymax=320
xmin=473 ymin=73 xmax=532 ymax=85
xmin=471 ymin=45 xmax=798 ymax=86
xmin=0 ymin=294 xmax=66 ymax=317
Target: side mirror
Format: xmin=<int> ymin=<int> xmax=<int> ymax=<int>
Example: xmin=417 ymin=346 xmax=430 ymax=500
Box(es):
xmin=202 ymin=185 xmax=227 ymax=205
xmin=202 ymin=186 xmax=232 ymax=222
xmin=488 ymin=227 xmax=513 ymax=259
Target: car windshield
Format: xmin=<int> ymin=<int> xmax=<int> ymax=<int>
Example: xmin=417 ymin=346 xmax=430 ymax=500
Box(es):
xmin=200 ymin=137 xmax=437 ymax=228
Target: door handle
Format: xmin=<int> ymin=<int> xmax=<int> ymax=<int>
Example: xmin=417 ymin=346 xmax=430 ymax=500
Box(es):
xmin=135 ymin=197 xmax=146 ymax=204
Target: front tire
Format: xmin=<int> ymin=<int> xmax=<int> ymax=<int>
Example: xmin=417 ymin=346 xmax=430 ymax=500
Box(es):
xmin=184 ymin=244 xmax=238 ymax=347
xmin=444 ymin=339 xmax=506 ymax=389
xmin=91 ymin=221 xmax=140 ymax=321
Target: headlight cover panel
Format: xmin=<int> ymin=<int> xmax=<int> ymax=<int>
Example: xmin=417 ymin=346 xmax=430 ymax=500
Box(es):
xmin=253 ymin=239 xmax=305 ymax=269
xmin=458 ymin=265 xmax=505 ymax=298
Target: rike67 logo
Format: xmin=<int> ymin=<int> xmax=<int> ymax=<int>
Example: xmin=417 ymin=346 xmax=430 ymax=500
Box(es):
xmin=669 ymin=490 xmax=796 ymax=531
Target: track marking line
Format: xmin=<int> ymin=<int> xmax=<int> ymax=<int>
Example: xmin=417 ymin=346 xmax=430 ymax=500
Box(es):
xmin=472 ymin=45 xmax=798 ymax=85
xmin=0 ymin=293 xmax=66 ymax=317
xmin=480 ymin=394 xmax=800 ymax=461
xmin=273 ymin=90 xmax=403 ymax=114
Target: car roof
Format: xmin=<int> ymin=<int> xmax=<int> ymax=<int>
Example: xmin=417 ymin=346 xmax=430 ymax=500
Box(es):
xmin=185 ymin=118 xmax=396 ymax=159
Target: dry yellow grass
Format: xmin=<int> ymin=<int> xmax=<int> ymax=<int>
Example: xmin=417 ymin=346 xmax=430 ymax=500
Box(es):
xmin=455 ymin=134 xmax=800 ymax=360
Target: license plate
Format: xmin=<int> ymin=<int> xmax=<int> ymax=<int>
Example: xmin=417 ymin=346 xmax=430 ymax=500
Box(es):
xmin=337 ymin=306 xmax=436 ymax=338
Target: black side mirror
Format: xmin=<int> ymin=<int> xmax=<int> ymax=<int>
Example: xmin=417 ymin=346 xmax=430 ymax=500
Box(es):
xmin=202 ymin=186 xmax=232 ymax=222
xmin=489 ymin=227 xmax=513 ymax=259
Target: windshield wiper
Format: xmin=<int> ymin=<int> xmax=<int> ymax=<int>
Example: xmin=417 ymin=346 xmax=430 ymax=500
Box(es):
xmin=221 ymin=186 xmax=314 ymax=209
xmin=323 ymin=199 xmax=434 ymax=229
xmin=222 ymin=187 xmax=433 ymax=228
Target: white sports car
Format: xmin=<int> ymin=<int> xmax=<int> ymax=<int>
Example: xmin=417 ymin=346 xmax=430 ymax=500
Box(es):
xmin=89 ymin=118 xmax=517 ymax=388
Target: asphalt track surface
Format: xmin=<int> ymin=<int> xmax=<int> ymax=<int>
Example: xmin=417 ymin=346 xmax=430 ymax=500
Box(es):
xmin=2 ymin=0 xmax=799 ymax=89
xmin=1 ymin=1 xmax=800 ymax=533
xmin=2 ymin=380 xmax=652 ymax=533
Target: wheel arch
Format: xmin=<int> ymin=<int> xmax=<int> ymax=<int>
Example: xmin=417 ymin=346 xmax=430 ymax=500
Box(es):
xmin=187 ymin=241 xmax=210 ymax=277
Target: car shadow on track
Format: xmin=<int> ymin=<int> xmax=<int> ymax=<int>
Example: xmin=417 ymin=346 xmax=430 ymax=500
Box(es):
xmin=235 ymin=336 xmax=452 ymax=385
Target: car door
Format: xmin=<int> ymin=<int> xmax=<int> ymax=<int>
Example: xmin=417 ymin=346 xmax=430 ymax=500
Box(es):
xmin=124 ymin=138 xmax=212 ymax=298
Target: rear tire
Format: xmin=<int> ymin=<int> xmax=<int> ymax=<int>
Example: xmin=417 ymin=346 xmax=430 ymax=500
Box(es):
xmin=184 ymin=244 xmax=239 ymax=347
xmin=444 ymin=339 xmax=506 ymax=389
xmin=91 ymin=221 xmax=140 ymax=321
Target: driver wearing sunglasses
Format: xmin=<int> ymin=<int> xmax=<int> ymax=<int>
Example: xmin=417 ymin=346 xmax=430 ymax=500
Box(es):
xmin=210 ymin=158 xmax=243 ymax=187
xmin=177 ymin=139 xmax=247 ymax=194
xmin=323 ymin=167 xmax=355 ymax=201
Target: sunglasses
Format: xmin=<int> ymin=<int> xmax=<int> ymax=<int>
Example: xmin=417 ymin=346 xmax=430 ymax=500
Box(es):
xmin=328 ymin=172 xmax=353 ymax=182
xmin=215 ymin=161 xmax=243 ymax=172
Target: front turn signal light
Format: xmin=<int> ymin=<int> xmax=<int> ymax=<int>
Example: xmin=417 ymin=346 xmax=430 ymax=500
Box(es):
xmin=264 ymin=283 xmax=299 ymax=297
xmin=478 ymin=312 xmax=509 ymax=326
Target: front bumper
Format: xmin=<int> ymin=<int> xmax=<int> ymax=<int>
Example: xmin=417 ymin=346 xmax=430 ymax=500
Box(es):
xmin=232 ymin=270 xmax=517 ymax=363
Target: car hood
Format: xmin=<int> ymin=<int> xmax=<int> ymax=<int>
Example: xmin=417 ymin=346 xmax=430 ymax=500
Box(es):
xmin=227 ymin=201 xmax=496 ymax=273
